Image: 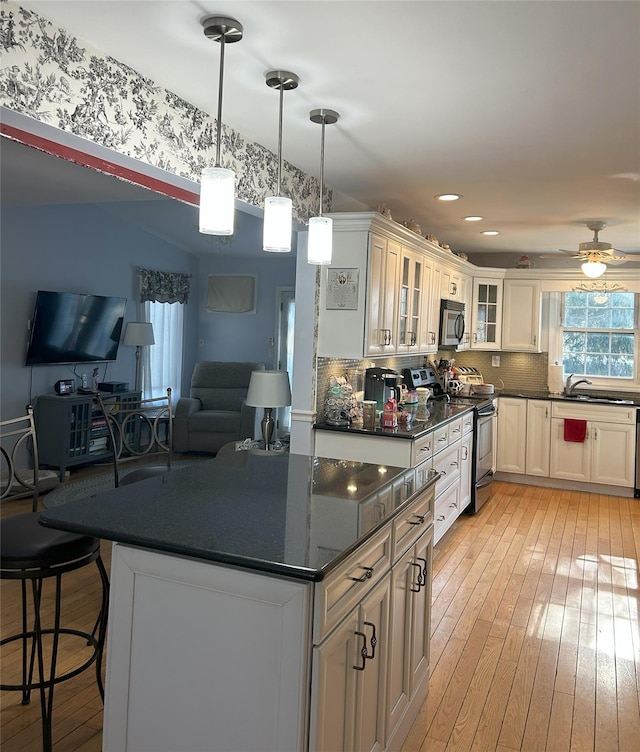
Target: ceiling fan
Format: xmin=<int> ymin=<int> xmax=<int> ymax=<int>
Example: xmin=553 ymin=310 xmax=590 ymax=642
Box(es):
xmin=542 ymin=221 xmax=628 ymax=263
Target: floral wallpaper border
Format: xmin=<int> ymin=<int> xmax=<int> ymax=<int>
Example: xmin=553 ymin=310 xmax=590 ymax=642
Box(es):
xmin=0 ymin=1 xmax=327 ymax=223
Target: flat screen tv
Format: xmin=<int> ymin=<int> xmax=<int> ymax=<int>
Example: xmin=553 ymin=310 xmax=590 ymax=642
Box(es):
xmin=25 ymin=290 xmax=127 ymax=366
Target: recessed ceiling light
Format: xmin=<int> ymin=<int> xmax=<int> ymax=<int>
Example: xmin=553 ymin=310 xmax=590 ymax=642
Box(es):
xmin=481 ymin=230 xmax=500 ymax=236
xmin=462 ymin=216 xmax=483 ymax=221
xmin=435 ymin=193 xmax=462 ymax=201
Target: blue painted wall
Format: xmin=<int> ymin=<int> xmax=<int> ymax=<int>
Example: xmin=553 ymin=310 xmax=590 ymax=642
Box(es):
xmin=1 ymin=201 xmax=296 ymax=424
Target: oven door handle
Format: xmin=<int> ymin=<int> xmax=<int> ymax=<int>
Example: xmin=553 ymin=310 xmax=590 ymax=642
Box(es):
xmin=476 ymin=470 xmax=494 ymax=489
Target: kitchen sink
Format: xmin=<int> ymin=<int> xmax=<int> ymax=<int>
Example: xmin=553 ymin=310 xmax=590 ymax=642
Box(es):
xmin=562 ymin=394 xmax=635 ymax=405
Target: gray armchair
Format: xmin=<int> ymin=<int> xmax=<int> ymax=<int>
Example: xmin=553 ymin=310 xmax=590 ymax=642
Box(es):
xmin=174 ymin=361 xmax=265 ymax=454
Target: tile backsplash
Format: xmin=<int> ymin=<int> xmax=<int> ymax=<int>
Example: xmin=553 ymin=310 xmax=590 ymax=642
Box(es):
xmin=316 ymin=351 xmax=550 ymax=418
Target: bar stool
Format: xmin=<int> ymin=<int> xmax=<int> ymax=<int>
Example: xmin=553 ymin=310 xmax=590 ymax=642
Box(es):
xmin=1 ymin=408 xmax=109 ymax=752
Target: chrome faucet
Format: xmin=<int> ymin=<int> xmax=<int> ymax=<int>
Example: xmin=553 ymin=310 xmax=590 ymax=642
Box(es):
xmin=564 ymin=374 xmax=593 ymax=395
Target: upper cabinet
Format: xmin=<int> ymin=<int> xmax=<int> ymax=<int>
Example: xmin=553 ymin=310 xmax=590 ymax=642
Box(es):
xmin=470 ymin=279 xmax=503 ymax=350
xmin=501 ymin=279 xmax=542 ymax=352
xmin=366 ymin=234 xmax=401 ymax=356
xmin=316 ymin=213 xmax=475 ymax=359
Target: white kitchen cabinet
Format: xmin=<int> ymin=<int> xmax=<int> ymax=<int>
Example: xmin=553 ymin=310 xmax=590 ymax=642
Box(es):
xmin=104 ymin=545 xmax=311 ymax=752
xmin=496 ymin=397 xmax=527 ymax=474
xmin=397 ymin=248 xmax=426 ymax=354
xmin=312 ymin=576 xmax=390 ymax=752
xmin=441 ymin=266 xmax=462 ymax=301
xmin=549 ymin=402 xmax=637 ymax=488
xmin=501 ymin=279 xmax=541 ymax=352
xmin=366 ymin=234 xmax=401 ymax=356
xmin=525 ymin=400 xmax=551 ymax=476
xmin=470 ymin=278 xmax=503 ymax=349
xmin=386 ymin=525 xmax=433 ymax=747
xmin=418 ymin=256 xmax=438 ymax=353
xmin=459 ymin=432 xmax=473 ymax=511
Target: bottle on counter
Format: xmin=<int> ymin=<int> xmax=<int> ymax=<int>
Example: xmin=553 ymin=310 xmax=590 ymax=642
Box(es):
xmin=382 ymin=396 xmax=398 ymax=429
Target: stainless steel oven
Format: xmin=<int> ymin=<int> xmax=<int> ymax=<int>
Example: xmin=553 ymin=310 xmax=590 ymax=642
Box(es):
xmin=473 ymin=400 xmax=496 ymax=512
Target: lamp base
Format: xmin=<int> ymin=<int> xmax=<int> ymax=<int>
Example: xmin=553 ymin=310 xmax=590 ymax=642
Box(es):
xmin=261 ymin=407 xmax=275 ymax=450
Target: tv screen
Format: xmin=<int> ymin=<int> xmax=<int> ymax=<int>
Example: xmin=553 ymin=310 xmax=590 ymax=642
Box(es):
xmin=25 ymin=291 xmax=127 ymax=366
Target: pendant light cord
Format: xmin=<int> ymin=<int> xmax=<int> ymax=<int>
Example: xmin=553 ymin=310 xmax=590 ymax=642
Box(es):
xmin=215 ymin=31 xmax=226 ymax=168
xmin=276 ymin=84 xmax=284 ymax=197
xmin=318 ymin=118 xmax=326 ymax=217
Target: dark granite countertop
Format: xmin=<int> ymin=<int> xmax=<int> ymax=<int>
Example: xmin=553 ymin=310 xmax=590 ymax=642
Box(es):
xmin=497 ymin=389 xmax=640 ymax=406
xmin=39 ymin=453 xmax=437 ymax=582
xmin=314 ymin=400 xmax=475 ymax=439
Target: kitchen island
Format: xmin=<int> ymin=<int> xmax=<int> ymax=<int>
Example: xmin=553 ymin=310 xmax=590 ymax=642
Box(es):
xmin=40 ymin=451 xmax=439 ymax=752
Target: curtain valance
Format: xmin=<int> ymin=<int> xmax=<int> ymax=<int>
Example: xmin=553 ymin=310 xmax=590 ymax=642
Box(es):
xmin=137 ymin=267 xmax=191 ymax=304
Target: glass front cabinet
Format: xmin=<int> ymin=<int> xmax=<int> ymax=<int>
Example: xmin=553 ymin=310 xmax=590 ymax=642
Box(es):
xmin=471 ymin=278 xmax=503 ymax=349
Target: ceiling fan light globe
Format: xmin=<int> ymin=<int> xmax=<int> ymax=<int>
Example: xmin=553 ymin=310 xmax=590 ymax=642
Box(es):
xmin=581 ymin=259 xmax=607 ymax=278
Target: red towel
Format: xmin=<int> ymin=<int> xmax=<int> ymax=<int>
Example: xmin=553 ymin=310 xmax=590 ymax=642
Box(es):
xmin=564 ymin=418 xmax=587 ymax=443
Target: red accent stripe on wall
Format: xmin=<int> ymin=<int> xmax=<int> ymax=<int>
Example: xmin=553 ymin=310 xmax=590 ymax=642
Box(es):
xmin=1 ymin=123 xmax=199 ymax=206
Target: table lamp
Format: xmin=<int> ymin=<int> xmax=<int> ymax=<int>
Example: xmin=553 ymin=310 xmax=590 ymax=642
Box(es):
xmin=245 ymin=370 xmax=291 ymax=450
xmin=123 ymin=322 xmax=155 ymax=393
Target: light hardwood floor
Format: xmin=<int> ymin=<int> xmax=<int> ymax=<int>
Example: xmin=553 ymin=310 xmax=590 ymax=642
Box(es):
xmin=2 ymin=480 xmax=639 ymax=751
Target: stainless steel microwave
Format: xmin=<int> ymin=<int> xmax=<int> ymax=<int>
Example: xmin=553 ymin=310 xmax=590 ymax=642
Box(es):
xmin=439 ymin=299 xmax=466 ymax=347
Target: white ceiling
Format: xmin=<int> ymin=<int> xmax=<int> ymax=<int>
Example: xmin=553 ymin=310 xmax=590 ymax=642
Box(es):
xmin=9 ymin=0 xmax=640 ymax=262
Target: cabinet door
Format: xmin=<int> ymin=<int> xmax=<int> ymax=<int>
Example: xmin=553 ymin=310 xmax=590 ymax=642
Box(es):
xmin=397 ymin=250 xmax=424 ymax=354
xmin=385 ymin=527 xmax=433 ymax=747
xmin=366 ymin=236 xmax=400 ymax=356
xmin=459 ymin=433 xmax=473 ymax=510
xmin=501 ymin=279 xmax=541 ymax=352
xmin=418 ymin=257 xmax=437 ymax=352
xmin=471 ymin=279 xmax=503 ymax=349
xmin=590 ymin=421 xmax=636 ymax=487
xmin=496 ymin=397 xmax=527 ymax=474
xmin=355 ymin=577 xmax=390 ymax=752
xmin=312 ymin=611 xmax=359 ymax=752
xmin=525 ymin=400 xmax=550 ymax=476
xmin=549 ymin=418 xmax=590 ymax=482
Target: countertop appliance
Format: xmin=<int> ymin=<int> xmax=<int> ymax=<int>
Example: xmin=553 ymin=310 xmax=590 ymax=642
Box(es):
xmin=439 ymin=299 xmax=466 ymax=347
xmin=364 ymin=367 xmax=400 ymax=410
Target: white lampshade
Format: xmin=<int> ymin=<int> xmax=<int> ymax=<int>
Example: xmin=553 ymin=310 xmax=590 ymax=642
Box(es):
xmin=199 ymin=167 xmax=236 ymax=235
xmin=246 ymin=370 xmax=291 ymax=408
xmin=307 ymin=216 xmax=333 ymax=265
xmin=263 ymin=196 xmax=293 ymax=252
xmin=581 ymin=260 xmax=607 ymax=278
xmin=123 ymin=322 xmax=155 ymax=346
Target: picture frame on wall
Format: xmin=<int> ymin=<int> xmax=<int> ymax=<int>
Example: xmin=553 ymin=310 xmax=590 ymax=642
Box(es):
xmin=326 ymin=268 xmax=359 ymax=310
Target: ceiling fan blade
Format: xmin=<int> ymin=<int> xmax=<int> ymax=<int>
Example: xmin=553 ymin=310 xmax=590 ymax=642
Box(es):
xmin=558 ymin=248 xmax=578 ymax=254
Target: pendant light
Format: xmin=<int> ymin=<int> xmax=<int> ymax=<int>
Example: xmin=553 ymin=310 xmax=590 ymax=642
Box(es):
xmin=307 ymin=108 xmax=339 ymax=265
xmin=199 ymin=16 xmax=243 ymax=236
xmin=263 ymin=70 xmax=299 ymax=253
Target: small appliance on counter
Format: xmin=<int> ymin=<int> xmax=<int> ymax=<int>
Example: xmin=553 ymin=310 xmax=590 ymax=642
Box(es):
xmin=364 ymin=367 xmax=401 ymax=410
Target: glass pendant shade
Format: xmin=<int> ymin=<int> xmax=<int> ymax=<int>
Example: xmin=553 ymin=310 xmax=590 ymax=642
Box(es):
xmin=199 ymin=167 xmax=236 ymax=235
xmin=307 ymin=216 xmax=333 ymax=264
xmin=581 ymin=260 xmax=607 ymax=278
xmin=263 ymin=196 xmax=293 ymax=252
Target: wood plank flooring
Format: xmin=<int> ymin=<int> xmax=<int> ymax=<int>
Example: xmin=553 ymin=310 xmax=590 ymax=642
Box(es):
xmin=2 ymin=480 xmax=639 ymax=751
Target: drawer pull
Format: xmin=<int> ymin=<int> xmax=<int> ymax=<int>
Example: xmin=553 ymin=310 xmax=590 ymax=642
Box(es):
xmin=353 ymin=621 xmax=377 ymax=671
xmin=350 ymin=566 xmax=374 ymax=582
xmin=419 ymin=445 xmax=431 ymax=453
xmin=410 ymin=562 xmax=424 ymax=592
xmin=452 ymin=427 xmax=460 ymax=434
xmin=451 ymin=461 xmax=459 ymax=468
xmin=416 ymin=556 xmax=428 ymax=583
xmin=437 ymin=436 xmax=447 ymax=443
xmin=437 ymin=515 xmax=446 ymax=522
xmin=449 ymin=502 xmax=457 ymax=509
xmin=408 ymin=514 xmax=426 ymax=526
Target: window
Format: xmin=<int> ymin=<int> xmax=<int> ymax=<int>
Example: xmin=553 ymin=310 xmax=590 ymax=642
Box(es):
xmin=561 ymin=292 xmax=636 ymax=381
xmin=143 ymin=301 xmax=184 ymax=400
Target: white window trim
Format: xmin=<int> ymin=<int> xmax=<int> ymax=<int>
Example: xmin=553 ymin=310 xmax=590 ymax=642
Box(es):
xmin=548 ymin=292 xmax=639 ymax=392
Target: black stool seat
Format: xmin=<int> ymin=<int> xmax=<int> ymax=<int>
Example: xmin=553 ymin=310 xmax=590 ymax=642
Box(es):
xmin=1 ymin=513 xmax=99 ymax=570
xmin=1 ymin=512 xmax=109 ymax=752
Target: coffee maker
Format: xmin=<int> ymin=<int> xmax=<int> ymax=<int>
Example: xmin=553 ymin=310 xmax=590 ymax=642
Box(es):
xmin=364 ymin=367 xmax=401 ymax=410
